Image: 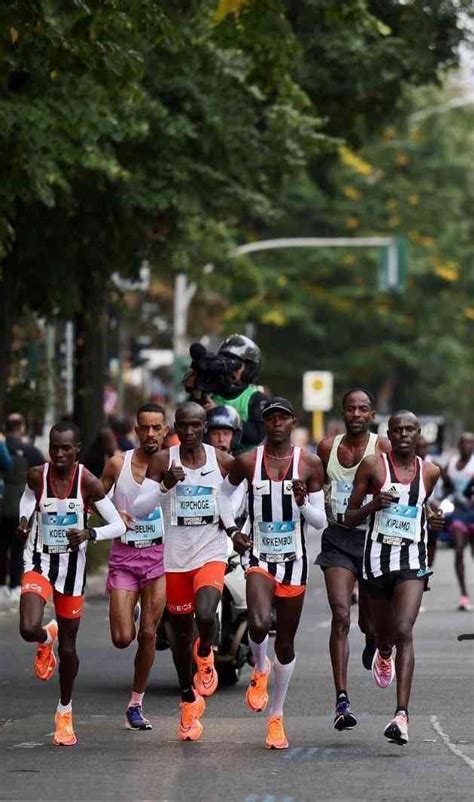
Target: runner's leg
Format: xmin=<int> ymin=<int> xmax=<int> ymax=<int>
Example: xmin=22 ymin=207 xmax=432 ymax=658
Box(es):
xmin=109 ymin=588 xmax=140 ymax=649
xmin=452 ymin=524 xmax=468 ymax=597
xmin=324 ymin=567 xmax=356 ymax=695
xmin=57 ymin=616 xmax=81 ymax=705
xmin=391 ymin=579 xmax=425 ymax=713
xmin=19 ymin=593 xmax=47 ymax=643
xmin=133 ymin=576 xmax=166 ymax=693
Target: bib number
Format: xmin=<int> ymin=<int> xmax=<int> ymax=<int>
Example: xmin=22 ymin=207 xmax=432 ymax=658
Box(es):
xmin=171 ymin=485 xmax=217 ymax=526
xmin=253 ymin=520 xmax=302 ymax=563
xmin=122 ymin=507 xmax=164 ymax=549
xmin=331 ymin=479 xmax=353 ymax=517
xmin=372 ymin=503 xmax=420 ymax=545
xmin=41 ymin=512 xmax=78 ymax=554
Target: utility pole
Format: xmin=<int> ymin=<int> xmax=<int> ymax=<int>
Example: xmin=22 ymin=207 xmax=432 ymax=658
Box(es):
xmin=173 ymin=273 xmax=197 ymax=403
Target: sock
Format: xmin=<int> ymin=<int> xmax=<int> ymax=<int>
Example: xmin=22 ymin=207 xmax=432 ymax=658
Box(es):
xmin=43 ymin=627 xmax=53 ymax=646
xmin=249 ymin=634 xmax=269 ymax=672
xmin=336 ymin=690 xmax=348 ymax=703
xmin=395 ymin=707 xmax=409 ymax=720
xmin=268 ymin=656 xmax=296 ymax=718
xmin=128 ymin=691 xmax=144 ymax=708
xmin=57 ymin=700 xmax=72 ymax=714
xmin=197 ymin=642 xmax=211 ymax=658
xmin=181 ymin=687 xmax=196 ymax=703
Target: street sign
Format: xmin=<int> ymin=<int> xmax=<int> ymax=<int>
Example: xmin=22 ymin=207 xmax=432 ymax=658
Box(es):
xmin=303 ymin=371 xmax=334 ymax=412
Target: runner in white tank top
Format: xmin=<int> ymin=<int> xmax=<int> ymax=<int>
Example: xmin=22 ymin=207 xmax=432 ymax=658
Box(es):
xmin=132 ymin=402 xmax=234 ymax=742
xmin=100 ymin=404 xmax=168 ymax=731
xmin=444 ymin=433 xmax=474 ymax=610
xmin=346 ymin=411 xmax=443 ymax=747
xmin=217 ymin=397 xmax=326 ymax=751
xmin=315 ymin=388 xmax=390 ymax=731
xmin=18 ymin=423 xmax=125 ymax=748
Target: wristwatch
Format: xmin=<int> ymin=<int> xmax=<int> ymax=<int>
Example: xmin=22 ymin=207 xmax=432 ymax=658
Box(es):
xmin=225 ymin=525 xmax=239 ymax=539
xmin=88 ymin=528 xmax=98 ymax=542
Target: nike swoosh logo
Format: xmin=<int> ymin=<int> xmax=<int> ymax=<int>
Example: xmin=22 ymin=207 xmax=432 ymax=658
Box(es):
xmin=200 ymin=470 xmax=214 ymax=476
xmin=71 ymin=609 xmax=81 ymax=615
xmin=256 ymin=485 xmax=266 ymax=491
xmin=44 ymin=503 xmax=54 ymax=508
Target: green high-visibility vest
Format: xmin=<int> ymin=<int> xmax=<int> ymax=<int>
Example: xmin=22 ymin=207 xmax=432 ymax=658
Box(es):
xmin=211 ymin=385 xmax=258 ymax=422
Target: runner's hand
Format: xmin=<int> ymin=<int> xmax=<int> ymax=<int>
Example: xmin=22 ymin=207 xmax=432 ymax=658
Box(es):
xmin=163 ymin=460 xmax=186 ymax=490
xmin=292 ymin=479 xmax=307 ymax=507
xmin=17 ymin=522 xmax=30 ymax=542
xmin=427 ymin=509 xmax=445 ymax=532
xmin=119 ymin=509 xmax=135 ymax=530
xmin=371 ymin=492 xmax=396 ymax=511
xmin=66 ymin=528 xmax=89 ymax=548
xmin=232 ymin=531 xmax=251 ymax=555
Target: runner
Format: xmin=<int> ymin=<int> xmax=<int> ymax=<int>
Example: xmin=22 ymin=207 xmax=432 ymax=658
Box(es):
xmin=345 ymin=411 xmax=444 ymax=745
xmin=315 ymin=388 xmax=390 ymax=731
xmin=132 ymin=402 xmax=233 ymax=741
xmin=18 ymin=422 xmax=125 ymax=746
xmin=100 ymin=403 xmax=168 ymax=730
xmin=416 ymin=434 xmax=443 ymax=570
xmin=217 ymin=397 xmax=326 ymax=750
xmin=444 ymin=433 xmax=474 ymax=610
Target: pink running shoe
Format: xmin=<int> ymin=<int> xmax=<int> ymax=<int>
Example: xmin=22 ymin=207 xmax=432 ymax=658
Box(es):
xmin=372 ymin=648 xmax=395 ymax=688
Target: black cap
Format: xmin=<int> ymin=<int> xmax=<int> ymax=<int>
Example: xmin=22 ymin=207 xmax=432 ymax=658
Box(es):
xmin=262 ymin=397 xmax=295 ymax=418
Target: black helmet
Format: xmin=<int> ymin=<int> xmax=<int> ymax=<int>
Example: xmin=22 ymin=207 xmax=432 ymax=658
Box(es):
xmin=218 ymin=334 xmax=261 ymax=385
xmin=206 ymin=405 xmax=242 ymax=451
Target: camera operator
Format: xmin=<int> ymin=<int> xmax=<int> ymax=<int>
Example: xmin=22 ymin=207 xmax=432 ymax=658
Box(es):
xmin=185 ymin=334 xmax=267 ymax=452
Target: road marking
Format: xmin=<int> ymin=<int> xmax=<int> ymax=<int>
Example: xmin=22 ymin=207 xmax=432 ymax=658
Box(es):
xmin=244 ymin=796 xmax=294 ymax=802
xmin=282 ymin=746 xmax=335 ymax=760
xmin=430 ymin=715 xmax=474 ymax=771
xmin=8 ymin=742 xmax=44 ymax=749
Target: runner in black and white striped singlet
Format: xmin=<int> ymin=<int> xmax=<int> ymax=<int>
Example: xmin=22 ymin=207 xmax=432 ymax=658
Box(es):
xmin=18 ymin=423 xmax=125 ymax=748
xmin=345 ymin=411 xmax=443 ymax=747
xmin=217 ymin=397 xmax=326 ymax=750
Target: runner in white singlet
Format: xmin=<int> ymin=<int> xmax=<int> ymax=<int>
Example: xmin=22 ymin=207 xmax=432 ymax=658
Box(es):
xmin=100 ymin=404 xmax=168 ymax=730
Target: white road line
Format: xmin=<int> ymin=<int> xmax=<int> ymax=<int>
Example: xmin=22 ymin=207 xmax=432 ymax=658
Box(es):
xmin=430 ymin=715 xmax=474 ymax=771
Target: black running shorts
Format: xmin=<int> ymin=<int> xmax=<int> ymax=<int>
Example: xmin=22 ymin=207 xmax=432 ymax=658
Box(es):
xmin=315 ymin=524 xmax=366 ymax=579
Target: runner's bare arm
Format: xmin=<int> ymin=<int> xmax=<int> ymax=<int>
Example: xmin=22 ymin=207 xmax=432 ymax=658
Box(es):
xmin=344 ymin=456 xmax=392 ymax=528
xmin=316 ymin=435 xmax=335 ymax=475
xmin=423 ymin=462 xmax=445 ymax=531
xmin=131 ymin=450 xmax=179 ymax=518
xmin=100 ymin=453 xmax=124 ymax=495
xmin=66 ymin=470 xmax=126 ymax=547
xmin=216 ymin=449 xmax=234 ymax=478
xmin=376 ymin=435 xmax=392 ymax=454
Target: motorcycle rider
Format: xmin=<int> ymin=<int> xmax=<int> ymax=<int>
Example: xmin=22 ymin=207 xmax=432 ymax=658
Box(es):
xmin=205 ymin=405 xmax=243 ymax=456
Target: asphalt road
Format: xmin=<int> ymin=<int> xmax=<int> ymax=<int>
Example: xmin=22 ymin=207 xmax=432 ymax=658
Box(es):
xmin=1 ymin=539 xmax=473 ymax=802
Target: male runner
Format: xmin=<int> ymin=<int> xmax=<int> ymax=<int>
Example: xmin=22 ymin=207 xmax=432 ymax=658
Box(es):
xmin=100 ymin=403 xmax=168 ymax=730
xmin=345 ymin=411 xmax=444 ymax=745
xmin=18 ymin=422 xmax=125 ymax=746
xmin=444 ymin=433 xmax=474 ymax=610
xmin=132 ymin=402 xmax=233 ymax=741
xmin=315 ymin=388 xmax=389 ymax=731
xmin=217 ymin=397 xmax=326 ymax=750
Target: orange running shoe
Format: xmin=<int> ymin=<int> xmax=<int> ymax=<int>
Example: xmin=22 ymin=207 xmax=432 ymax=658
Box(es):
xmin=53 ymin=710 xmax=77 ymax=746
xmin=246 ymin=657 xmax=271 ymax=712
xmin=178 ymin=695 xmax=204 ymax=741
xmin=266 ymin=715 xmax=289 ymax=750
xmin=34 ymin=619 xmax=58 ymax=681
xmin=193 ymin=639 xmax=218 ymax=697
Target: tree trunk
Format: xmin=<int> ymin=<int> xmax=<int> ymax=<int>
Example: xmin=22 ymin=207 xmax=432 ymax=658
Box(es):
xmin=74 ymin=270 xmax=108 ymax=451
xmin=0 ymin=248 xmax=20 ymax=423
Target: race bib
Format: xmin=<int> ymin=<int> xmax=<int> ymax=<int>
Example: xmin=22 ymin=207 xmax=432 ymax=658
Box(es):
xmin=122 ymin=507 xmax=164 ymax=549
xmin=41 ymin=512 xmax=78 ymax=554
xmin=253 ymin=520 xmax=302 ymax=563
xmin=171 ymin=485 xmax=217 ymax=526
xmin=331 ymin=479 xmax=353 ymax=517
xmin=372 ymin=503 xmax=420 ymax=545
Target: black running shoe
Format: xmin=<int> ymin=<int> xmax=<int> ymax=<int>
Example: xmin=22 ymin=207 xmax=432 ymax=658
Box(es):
xmin=362 ymin=638 xmax=377 ymax=670
xmin=334 ymin=699 xmax=357 ymax=731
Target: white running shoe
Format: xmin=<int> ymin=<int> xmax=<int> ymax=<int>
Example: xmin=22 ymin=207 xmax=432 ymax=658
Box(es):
xmin=384 ymin=711 xmax=409 ymax=745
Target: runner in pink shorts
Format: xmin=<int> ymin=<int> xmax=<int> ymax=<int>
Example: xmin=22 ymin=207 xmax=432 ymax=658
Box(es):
xmin=101 ymin=404 xmax=168 ymax=730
